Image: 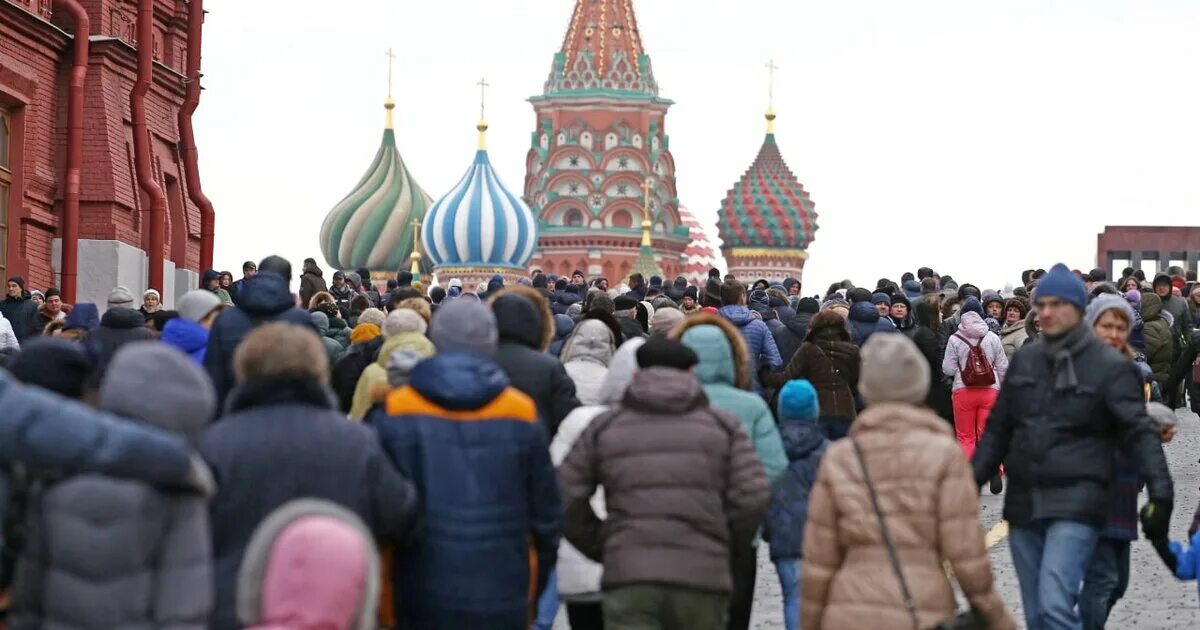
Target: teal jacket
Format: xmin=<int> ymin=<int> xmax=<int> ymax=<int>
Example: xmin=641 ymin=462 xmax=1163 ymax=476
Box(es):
xmin=680 ymin=323 xmax=787 ymax=483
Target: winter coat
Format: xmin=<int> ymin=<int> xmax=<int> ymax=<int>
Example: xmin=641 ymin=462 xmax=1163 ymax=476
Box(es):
xmin=913 ymin=325 xmax=950 ymax=418
xmin=162 ymin=317 xmax=210 ymax=364
xmin=772 ymin=310 xmax=811 ymax=367
xmin=763 ymin=422 xmax=828 ymax=561
xmin=0 ymin=295 xmax=39 ymax=341
xmin=86 ymin=307 xmax=155 ymax=367
xmin=11 ymin=343 xmax=215 ymax=630
xmin=1161 ymin=291 xmax=1191 ymax=337
xmin=348 ymin=333 xmax=435 ymax=421
xmin=557 ymin=367 xmax=770 ymax=594
xmin=971 ymin=327 xmax=1174 ymax=528
xmin=31 ymin=304 xmax=69 ymax=335
xmin=942 ymin=311 xmax=1008 ymax=391
xmin=204 ymin=272 xmax=313 ymax=410
xmin=936 ymin=312 xmax=962 ymax=369
xmin=560 ymin=319 xmax=615 ymax=406
xmin=718 ymin=304 xmax=783 ymax=390
xmin=374 ymin=352 xmax=561 ymax=628
xmin=999 ymin=321 xmax=1029 ymax=360
xmin=847 ymin=301 xmax=898 ymax=347
xmin=0 ymin=312 xmax=19 ymax=353
xmin=548 ymin=314 xmax=575 ymax=356
xmin=1170 ymin=531 xmax=1200 ymax=597
xmin=298 ymin=262 xmax=327 ymax=310
xmin=310 ymin=315 xmax=347 ymax=364
xmin=1141 ymin=293 xmax=1174 ymax=389
xmin=802 ymin=403 xmax=1015 ymax=630
xmin=768 ymin=312 xmax=860 ymax=420
xmin=549 ymin=338 xmax=644 ymax=600
xmin=331 ymin=336 xmax=384 ymax=413
xmin=201 ymin=377 xmax=418 ymax=630
xmin=237 ymin=500 xmax=379 ymax=630
xmin=675 ymin=314 xmax=788 ymax=483
xmin=490 ymin=286 xmax=580 ymax=437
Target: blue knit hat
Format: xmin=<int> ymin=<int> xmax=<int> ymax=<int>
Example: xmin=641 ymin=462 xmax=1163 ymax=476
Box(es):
xmin=778 ymin=379 xmax=820 ymax=422
xmin=1033 ymin=263 xmax=1088 ymax=312
xmin=960 ymin=296 xmax=984 ymax=316
xmin=871 ymin=292 xmax=892 ymax=306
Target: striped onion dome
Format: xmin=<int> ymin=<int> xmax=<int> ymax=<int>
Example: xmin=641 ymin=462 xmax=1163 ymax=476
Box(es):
xmin=423 ymin=130 xmax=539 ymax=270
xmin=717 ymin=127 xmax=817 ymax=250
xmin=679 ymin=205 xmax=720 ymax=285
xmin=319 ymin=100 xmax=434 ymax=271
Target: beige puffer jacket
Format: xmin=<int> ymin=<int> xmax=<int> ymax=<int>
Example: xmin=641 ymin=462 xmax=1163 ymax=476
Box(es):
xmin=802 ymin=403 xmax=1015 ymax=630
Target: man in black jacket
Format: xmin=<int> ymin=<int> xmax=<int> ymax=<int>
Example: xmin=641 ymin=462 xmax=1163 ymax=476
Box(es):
xmin=2 ymin=277 xmax=39 ymax=341
xmin=972 ymin=263 xmax=1173 ymax=630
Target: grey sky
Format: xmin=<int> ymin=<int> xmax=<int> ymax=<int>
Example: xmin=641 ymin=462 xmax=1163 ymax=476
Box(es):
xmin=197 ymin=0 xmax=1200 ymax=293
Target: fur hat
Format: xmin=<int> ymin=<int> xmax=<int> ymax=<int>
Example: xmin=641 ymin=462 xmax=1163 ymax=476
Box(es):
xmin=859 ymin=334 xmax=930 ymax=405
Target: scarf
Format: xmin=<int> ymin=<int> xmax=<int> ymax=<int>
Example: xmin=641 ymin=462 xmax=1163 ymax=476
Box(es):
xmin=1040 ymin=322 xmax=1093 ymax=393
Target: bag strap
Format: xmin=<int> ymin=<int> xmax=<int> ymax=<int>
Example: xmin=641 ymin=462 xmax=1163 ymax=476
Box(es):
xmin=851 ymin=438 xmax=920 ymax=630
xmin=953 ymin=332 xmax=979 ymax=349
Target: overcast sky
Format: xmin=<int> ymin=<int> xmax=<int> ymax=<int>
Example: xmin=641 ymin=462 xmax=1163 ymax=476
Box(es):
xmin=197 ymin=0 xmax=1200 ymax=294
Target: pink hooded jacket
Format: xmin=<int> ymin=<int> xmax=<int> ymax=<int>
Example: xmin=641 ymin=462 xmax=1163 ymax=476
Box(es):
xmin=238 ymin=499 xmax=380 ymax=630
xmin=942 ymin=311 xmax=1008 ymax=391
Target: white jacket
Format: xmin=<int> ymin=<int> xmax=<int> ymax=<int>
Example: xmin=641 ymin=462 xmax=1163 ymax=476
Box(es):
xmin=942 ymin=311 xmax=1007 ymax=391
xmin=0 ymin=313 xmax=19 ymax=353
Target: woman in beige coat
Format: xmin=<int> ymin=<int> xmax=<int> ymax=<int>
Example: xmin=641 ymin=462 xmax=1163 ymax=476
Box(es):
xmin=802 ymin=333 xmax=1015 ymax=630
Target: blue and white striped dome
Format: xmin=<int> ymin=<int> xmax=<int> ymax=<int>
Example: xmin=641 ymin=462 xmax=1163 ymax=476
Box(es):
xmin=423 ymin=149 xmax=539 ymax=270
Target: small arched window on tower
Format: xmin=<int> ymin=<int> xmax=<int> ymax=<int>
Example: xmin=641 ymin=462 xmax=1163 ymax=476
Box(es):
xmin=564 ymin=208 xmax=585 ymax=228
xmin=611 ymin=210 xmax=633 ymax=229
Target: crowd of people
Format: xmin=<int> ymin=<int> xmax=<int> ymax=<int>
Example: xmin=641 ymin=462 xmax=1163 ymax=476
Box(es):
xmin=1 ymin=255 xmax=1199 ymax=630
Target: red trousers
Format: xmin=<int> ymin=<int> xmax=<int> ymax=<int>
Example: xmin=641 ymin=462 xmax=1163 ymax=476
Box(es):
xmin=952 ymin=387 xmax=998 ymax=461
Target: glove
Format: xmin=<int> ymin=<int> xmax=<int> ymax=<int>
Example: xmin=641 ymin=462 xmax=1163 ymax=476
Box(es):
xmin=1140 ymin=499 xmax=1174 ymax=540
xmin=1152 ymin=537 xmax=1179 ymax=574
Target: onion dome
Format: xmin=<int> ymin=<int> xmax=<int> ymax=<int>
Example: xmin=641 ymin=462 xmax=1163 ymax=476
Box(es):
xmin=679 ymin=205 xmax=719 ymax=285
xmin=319 ymin=98 xmax=434 ymax=272
xmin=422 ymin=120 xmax=539 ymax=271
xmin=717 ymin=121 xmax=817 ymax=251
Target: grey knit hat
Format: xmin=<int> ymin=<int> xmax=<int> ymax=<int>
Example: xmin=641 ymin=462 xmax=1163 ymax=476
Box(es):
xmin=1085 ymin=293 xmax=1136 ymax=328
xmin=386 ymin=348 xmax=425 ymax=388
xmin=859 ymin=333 xmax=930 ymax=405
xmin=107 ymin=286 xmax=135 ymax=310
xmin=429 ymin=298 xmax=498 ymax=357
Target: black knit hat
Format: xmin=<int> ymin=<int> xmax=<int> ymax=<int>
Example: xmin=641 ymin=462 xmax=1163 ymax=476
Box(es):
xmin=636 ymin=336 xmax=699 ymax=371
xmin=797 ymin=297 xmax=820 ymax=314
xmin=683 ymin=286 xmax=699 ymax=301
xmin=613 ymin=295 xmax=639 ymax=311
xmin=8 ymin=338 xmax=94 ymax=399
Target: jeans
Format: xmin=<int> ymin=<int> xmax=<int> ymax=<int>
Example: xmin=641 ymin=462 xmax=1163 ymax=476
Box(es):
xmin=951 ymin=387 xmax=998 ymax=460
xmin=1010 ymin=520 xmax=1100 ymax=630
xmin=533 ymin=568 xmax=559 ymax=630
xmin=774 ymin=558 xmax=802 ymax=630
xmin=1079 ymin=539 xmax=1131 ymax=630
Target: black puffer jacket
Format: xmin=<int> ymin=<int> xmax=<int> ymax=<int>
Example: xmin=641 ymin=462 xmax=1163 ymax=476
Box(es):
xmin=773 ymin=310 xmax=812 ymax=367
xmin=490 ymin=287 xmax=580 ymax=437
xmin=86 ymin=308 xmax=155 ymax=368
xmin=971 ymin=329 xmax=1173 ymax=527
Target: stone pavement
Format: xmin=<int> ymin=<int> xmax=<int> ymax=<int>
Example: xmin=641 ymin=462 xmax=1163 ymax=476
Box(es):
xmin=554 ymin=409 xmax=1200 ymax=629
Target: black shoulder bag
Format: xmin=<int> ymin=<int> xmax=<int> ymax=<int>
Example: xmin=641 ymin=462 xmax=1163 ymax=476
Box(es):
xmin=850 ymin=438 xmax=986 ymax=630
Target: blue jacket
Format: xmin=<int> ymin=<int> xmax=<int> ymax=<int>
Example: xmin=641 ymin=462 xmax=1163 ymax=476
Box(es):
xmin=161 ymin=317 xmax=209 ymax=364
xmin=718 ymin=305 xmax=783 ymax=389
xmin=203 ymin=272 xmax=312 ymax=410
xmin=373 ymin=352 xmax=562 ymax=628
xmin=847 ymin=301 xmax=898 ymax=347
xmin=1170 ymin=531 xmax=1200 ymax=598
xmin=763 ymin=422 xmax=828 ymax=560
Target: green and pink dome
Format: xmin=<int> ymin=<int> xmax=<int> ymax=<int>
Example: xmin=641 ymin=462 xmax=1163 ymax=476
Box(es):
xmin=717 ymin=131 xmax=817 ymax=251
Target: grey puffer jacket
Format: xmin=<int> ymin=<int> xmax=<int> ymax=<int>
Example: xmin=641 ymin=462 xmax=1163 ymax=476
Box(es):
xmin=560 ymin=319 xmax=616 ymax=406
xmin=11 ymin=343 xmax=215 ymax=629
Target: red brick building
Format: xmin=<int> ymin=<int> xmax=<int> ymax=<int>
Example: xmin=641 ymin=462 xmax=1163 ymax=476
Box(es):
xmin=1 ymin=0 xmax=212 ymax=307
xmin=1097 ymin=226 xmax=1200 ymax=279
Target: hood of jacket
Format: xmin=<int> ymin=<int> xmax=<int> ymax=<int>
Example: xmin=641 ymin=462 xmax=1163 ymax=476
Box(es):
xmin=780 ymin=422 xmax=828 ymax=461
xmin=561 ymin=318 xmax=615 ymax=367
xmin=596 ymin=337 xmax=645 ymax=406
xmin=490 ymin=285 xmax=554 ymax=351
xmin=408 ymin=351 xmax=510 ymax=411
xmin=806 ymin=310 xmax=851 ymax=343
xmin=673 ymin=313 xmax=751 ymax=390
xmin=100 ymin=306 xmax=148 ymax=330
xmin=237 ymin=499 xmax=379 ymax=630
xmin=553 ymin=314 xmax=575 ymax=342
xmin=956 ymin=311 xmax=989 ymax=340
xmin=62 ymin=302 xmax=98 ymax=330
xmin=717 ymin=304 xmax=755 ymax=328
xmin=848 ymin=301 xmax=881 ymax=324
xmin=775 ymin=305 xmax=797 ymax=324
xmin=621 ymin=366 xmax=709 ymax=415
xmin=1141 ymin=292 xmax=1164 ymax=322
xmin=239 ymin=273 xmax=302 ymax=317
xmin=100 ymin=342 xmax=215 ymax=445
xmin=301 ymin=260 xmax=323 ymax=277
xmin=162 ymin=317 xmax=210 ymax=354
xmin=375 ymin=332 xmax=436 ymax=369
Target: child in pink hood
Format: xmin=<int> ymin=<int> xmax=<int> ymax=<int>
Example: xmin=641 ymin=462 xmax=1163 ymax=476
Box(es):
xmin=237 ymin=499 xmax=379 ymax=630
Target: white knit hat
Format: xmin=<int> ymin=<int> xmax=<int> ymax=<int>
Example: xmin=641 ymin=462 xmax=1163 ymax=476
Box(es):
xmin=859 ymin=334 xmax=930 ymax=406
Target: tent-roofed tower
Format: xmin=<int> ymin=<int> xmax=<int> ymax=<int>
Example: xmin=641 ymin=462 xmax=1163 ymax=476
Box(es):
xmin=717 ymin=105 xmax=818 ymax=283
xmin=524 ymin=0 xmax=689 ymax=283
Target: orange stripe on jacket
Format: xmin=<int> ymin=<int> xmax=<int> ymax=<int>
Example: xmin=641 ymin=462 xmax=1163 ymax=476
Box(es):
xmin=385 ymin=385 xmax=537 ymax=423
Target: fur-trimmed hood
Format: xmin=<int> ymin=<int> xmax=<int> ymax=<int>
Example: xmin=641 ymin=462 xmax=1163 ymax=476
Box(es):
xmin=489 ymin=285 xmax=554 ymax=352
xmin=669 ymin=312 xmax=752 ymax=390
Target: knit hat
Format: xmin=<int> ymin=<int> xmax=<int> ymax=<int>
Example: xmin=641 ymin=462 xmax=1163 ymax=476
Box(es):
xmin=8 ymin=337 xmax=94 ymax=398
xmin=859 ymin=334 xmax=930 ymax=405
xmin=649 ymin=307 xmax=686 ymax=336
xmin=1085 ymin=293 xmax=1136 ymax=328
xmin=177 ymin=289 xmax=222 ymax=323
xmin=383 ymin=308 xmax=428 ymax=337
xmin=63 ymin=302 xmax=100 ymax=332
xmin=309 ymin=311 xmax=330 ymax=335
xmin=703 ymin=278 xmax=722 ymax=305
xmin=871 ymin=292 xmax=892 ymax=306
xmin=386 ymin=348 xmax=425 ymax=388
xmin=447 ymin=278 xmax=463 ymax=290
xmin=982 ymin=291 xmax=1005 ymax=309
xmin=613 ymin=295 xmax=639 ymax=312
xmin=101 ymin=342 xmax=215 ymax=445
xmin=778 ymin=379 xmax=820 ymax=422
xmin=635 ymin=336 xmax=699 ymax=371
xmin=902 ymin=279 xmax=921 ymax=299
xmin=8 ymin=276 xmax=25 ymax=291
xmin=350 ymin=322 xmax=382 ymax=345
xmin=429 ymin=299 xmax=498 ymax=357
xmin=106 ymin=286 xmax=135 ymax=310
xmin=683 ymin=286 xmax=699 ymax=301
xmin=1033 ymin=263 xmax=1089 ymax=312
xmin=796 ymin=297 xmax=820 ymax=314
xmin=142 ymin=288 xmax=161 ymax=302
xmin=30 ymin=290 xmax=44 ymax=302
xmin=358 ymin=308 xmax=386 ymax=328
xmin=960 ymin=296 xmax=984 ymax=316
xmin=847 ymin=287 xmax=872 ymax=304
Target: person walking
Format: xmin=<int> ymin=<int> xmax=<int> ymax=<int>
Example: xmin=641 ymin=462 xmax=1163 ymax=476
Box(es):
xmin=348 ymin=308 xmax=435 ymax=420
xmin=2 ymin=277 xmax=39 ymax=341
xmin=298 ymin=258 xmax=328 ymax=310
xmin=942 ymin=309 xmax=1008 ymax=463
xmin=1140 ymin=292 xmax=1174 ymax=396
xmin=718 ymin=279 xmax=783 ymax=392
xmin=971 ymin=264 xmax=1174 ymax=630
xmin=802 ymin=334 xmax=1015 ymax=630
xmin=766 ymin=310 xmax=861 ymax=440
xmin=558 ymin=336 xmax=770 ymax=630
xmin=560 ymin=319 xmax=617 ymax=406
xmin=1000 ymin=298 xmax=1031 ymax=360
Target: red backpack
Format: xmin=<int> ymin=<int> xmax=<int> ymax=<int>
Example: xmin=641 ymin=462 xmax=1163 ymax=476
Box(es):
xmin=955 ymin=333 xmax=996 ymax=388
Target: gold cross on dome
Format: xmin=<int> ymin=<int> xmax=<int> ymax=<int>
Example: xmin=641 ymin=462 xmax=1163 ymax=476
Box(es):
xmin=765 ymin=58 xmax=779 ymax=109
xmin=410 ymin=218 xmax=421 ymax=251
xmin=477 ymin=76 xmax=490 ymax=121
xmin=385 ymin=48 xmax=397 ymax=98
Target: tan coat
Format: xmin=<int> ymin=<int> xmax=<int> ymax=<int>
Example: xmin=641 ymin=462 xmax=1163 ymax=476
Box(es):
xmin=802 ymin=403 xmax=1015 ymax=630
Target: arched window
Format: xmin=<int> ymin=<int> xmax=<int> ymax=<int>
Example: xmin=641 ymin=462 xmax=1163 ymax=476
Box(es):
xmin=611 ymin=210 xmax=632 ymax=229
xmin=564 ymin=208 xmax=584 ymax=227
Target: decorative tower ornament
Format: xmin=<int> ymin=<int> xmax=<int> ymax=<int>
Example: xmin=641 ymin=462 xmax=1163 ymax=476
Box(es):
xmin=716 ymin=60 xmax=818 ymax=283
xmin=525 ymin=0 xmax=688 ymax=282
xmin=319 ymin=49 xmax=434 ymax=275
xmin=409 ymin=218 xmax=422 ymax=279
xmin=630 ymin=176 xmax=661 ymax=278
xmin=423 ymin=79 xmax=539 ymax=287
